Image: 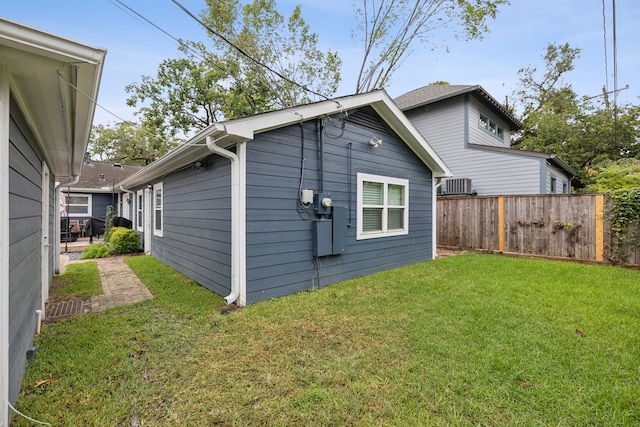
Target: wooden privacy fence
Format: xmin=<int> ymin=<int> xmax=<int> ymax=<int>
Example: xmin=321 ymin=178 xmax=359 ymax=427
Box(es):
xmin=437 ymin=194 xmax=640 ymax=265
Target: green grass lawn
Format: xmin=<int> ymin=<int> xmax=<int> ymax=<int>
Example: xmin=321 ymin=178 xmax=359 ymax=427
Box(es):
xmin=13 ymin=254 xmax=640 ymax=426
xmin=47 ymin=261 xmax=102 ymax=302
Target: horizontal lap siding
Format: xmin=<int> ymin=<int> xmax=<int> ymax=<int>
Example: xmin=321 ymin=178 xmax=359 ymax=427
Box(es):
xmin=8 ymin=102 xmax=44 ymax=403
xmin=149 ymin=154 xmax=232 ymax=297
xmin=245 ymin=109 xmax=434 ymax=303
xmin=92 ymin=193 xmax=113 ymax=219
xmin=407 ymin=97 xmax=541 ymax=196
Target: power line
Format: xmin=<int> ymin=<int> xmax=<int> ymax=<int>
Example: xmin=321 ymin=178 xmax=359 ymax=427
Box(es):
xmin=108 ymin=0 xmax=215 ymax=66
xmin=56 ymin=71 xmax=169 ymax=143
xmin=602 ymin=0 xmax=609 ymax=92
xmin=169 ymin=0 xmax=333 ymax=104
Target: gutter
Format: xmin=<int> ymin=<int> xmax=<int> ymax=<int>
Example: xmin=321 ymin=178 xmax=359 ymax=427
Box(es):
xmin=206 ymin=135 xmax=247 ymax=306
xmin=54 ymin=176 xmax=80 ymax=274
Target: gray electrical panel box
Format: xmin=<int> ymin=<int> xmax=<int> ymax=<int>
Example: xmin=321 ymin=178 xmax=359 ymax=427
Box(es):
xmin=332 ymin=206 xmax=347 ymax=255
xmin=312 ymin=219 xmax=333 ymax=257
xmin=312 ymin=206 xmax=348 ymax=257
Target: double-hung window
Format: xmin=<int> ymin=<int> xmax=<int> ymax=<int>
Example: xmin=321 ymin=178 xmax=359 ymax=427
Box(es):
xmin=357 ymin=173 xmax=409 ymax=240
xmin=153 ymin=183 xmax=163 ymax=237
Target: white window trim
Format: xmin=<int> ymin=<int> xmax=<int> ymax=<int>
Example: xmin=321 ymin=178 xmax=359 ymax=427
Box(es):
xmin=136 ymin=189 xmax=144 ymax=232
xmin=357 ymin=173 xmax=409 ymax=240
xmin=64 ymin=192 xmax=92 ymax=217
xmin=153 ymin=182 xmax=163 ymax=237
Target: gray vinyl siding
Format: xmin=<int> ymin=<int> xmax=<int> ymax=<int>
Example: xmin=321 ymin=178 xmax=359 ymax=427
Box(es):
xmin=147 ymin=155 xmax=232 ymax=297
xmin=8 ymin=97 xmax=45 ymax=403
xmin=405 ymin=96 xmax=545 ymax=195
xmin=546 ymin=162 xmax=571 ymax=194
xmin=404 ymin=98 xmax=464 ymax=161
xmin=467 ymin=97 xmax=512 ymax=149
xmin=93 ymin=193 xmax=114 ymax=219
xmin=462 ymin=150 xmax=542 ymax=195
xmin=244 ymin=109 xmax=434 ymax=303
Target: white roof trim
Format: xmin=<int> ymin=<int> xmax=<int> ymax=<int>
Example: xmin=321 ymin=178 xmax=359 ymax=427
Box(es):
xmin=0 ymin=17 xmax=106 ymax=177
xmin=119 ymin=90 xmax=452 ymax=189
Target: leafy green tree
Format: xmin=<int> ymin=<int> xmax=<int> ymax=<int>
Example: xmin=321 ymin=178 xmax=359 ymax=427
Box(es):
xmin=126 ymin=0 xmax=341 ymax=138
xmin=511 ymin=43 xmax=640 ymax=186
xmin=585 ymin=159 xmax=640 ymax=192
xmin=352 ymin=0 xmax=510 ymax=93
xmin=512 ymin=43 xmax=581 ymax=117
xmin=90 ymin=121 xmax=179 ymax=165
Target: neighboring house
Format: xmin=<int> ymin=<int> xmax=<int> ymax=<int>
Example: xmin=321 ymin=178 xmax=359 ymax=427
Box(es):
xmin=62 ymin=159 xmax=143 ymax=224
xmin=118 ymin=90 xmax=452 ymax=306
xmin=395 ymin=84 xmax=581 ymax=196
xmin=0 ymin=18 xmax=105 ymax=424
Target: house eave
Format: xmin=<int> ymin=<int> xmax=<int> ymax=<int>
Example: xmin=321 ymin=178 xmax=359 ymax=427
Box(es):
xmin=396 ymin=84 xmax=523 ymax=131
xmin=118 ymin=90 xmax=453 ymax=189
xmin=0 ymin=17 xmax=106 ymax=178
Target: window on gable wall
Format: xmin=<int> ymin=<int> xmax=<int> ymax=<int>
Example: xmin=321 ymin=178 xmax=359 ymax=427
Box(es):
xmin=153 ymin=183 xmax=163 ymax=237
xmin=550 ymin=177 xmax=557 ymax=193
xmin=357 ymin=173 xmax=409 ymax=240
xmin=479 ymin=112 xmax=504 ymax=140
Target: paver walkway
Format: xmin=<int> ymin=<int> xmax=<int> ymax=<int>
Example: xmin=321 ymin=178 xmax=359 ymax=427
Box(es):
xmin=46 ymin=256 xmax=153 ymax=321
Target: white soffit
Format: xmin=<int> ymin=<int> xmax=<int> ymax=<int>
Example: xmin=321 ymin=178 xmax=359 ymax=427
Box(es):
xmin=0 ymin=17 xmax=106 ymax=178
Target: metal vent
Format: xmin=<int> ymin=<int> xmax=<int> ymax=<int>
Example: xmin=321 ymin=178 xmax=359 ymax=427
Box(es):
xmin=443 ymin=178 xmax=474 ymax=195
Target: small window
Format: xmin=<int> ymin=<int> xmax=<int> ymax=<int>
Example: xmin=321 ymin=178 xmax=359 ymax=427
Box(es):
xmin=479 ymin=112 xmax=504 ymax=140
xmin=153 ymin=183 xmax=163 ymax=237
xmin=562 ymin=181 xmax=568 ymax=194
xmin=65 ymin=193 xmax=92 ymax=217
xmin=550 ymin=177 xmax=557 ymax=193
xmin=136 ymin=190 xmax=144 ymax=232
xmin=357 ymin=173 xmax=409 ymax=240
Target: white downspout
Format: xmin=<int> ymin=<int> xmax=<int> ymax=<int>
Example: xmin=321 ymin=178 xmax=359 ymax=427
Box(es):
xmin=54 ymin=176 xmax=79 ymax=274
xmin=206 ymin=135 xmax=246 ymax=306
xmin=432 ymin=178 xmax=439 ymax=259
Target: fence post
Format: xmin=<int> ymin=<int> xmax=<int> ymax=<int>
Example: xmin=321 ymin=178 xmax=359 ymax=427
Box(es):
xmin=595 ymin=194 xmax=605 ymax=261
xmin=498 ymin=196 xmax=505 ymax=252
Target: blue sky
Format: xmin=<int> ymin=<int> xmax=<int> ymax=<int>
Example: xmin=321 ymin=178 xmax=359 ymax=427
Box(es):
xmin=3 ymin=0 xmax=639 ymax=125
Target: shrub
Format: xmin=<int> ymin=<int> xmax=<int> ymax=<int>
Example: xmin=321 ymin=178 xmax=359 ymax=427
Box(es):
xmin=108 ymin=227 xmax=142 ymax=254
xmin=81 ymin=243 xmax=110 ymax=259
xmin=102 ymin=205 xmax=116 ymax=243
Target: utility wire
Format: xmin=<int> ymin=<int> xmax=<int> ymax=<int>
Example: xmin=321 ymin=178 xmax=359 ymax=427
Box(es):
xmin=57 ymin=71 xmax=167 ymax=143
xmin=169 ymin=0 xmax=333 ymax=103
xmin=602 ymin=0 xmax=609 ymax=93
xmin=108 ymin=0 xmax=221 ymax=69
